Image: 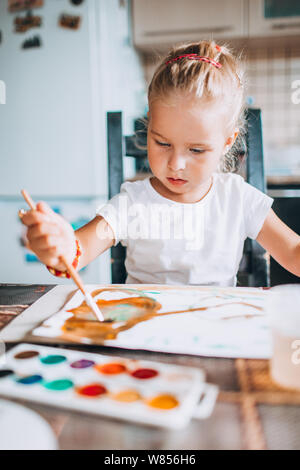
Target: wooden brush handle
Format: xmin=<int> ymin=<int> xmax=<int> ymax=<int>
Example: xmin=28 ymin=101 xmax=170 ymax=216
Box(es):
xmin=60 ymin=255 xmax=86 ymax=296
xmin=21 ymin=189 xmax=36 ymax=211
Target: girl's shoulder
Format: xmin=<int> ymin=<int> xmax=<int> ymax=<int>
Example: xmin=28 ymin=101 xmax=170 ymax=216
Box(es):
xmin=214 ymin=171 xmax=244 ymax=184
xmin=119 ymin=176 xmax=150 ymax=201
xmin=213 ymin=171 xmax=247 ymax=194
xmin=213 ymin=172 xmax=272 ymax=207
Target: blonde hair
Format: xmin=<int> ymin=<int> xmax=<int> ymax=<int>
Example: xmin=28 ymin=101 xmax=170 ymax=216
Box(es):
xmin=147 ymin=40 xmax=246 ymax=172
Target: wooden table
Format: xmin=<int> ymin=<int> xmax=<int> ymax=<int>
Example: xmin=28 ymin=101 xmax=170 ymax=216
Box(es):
xmin=0 ymin=284 xmax=300 ymax=450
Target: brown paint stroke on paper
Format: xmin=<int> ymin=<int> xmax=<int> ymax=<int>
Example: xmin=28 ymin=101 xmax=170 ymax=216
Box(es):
xmin=60 ymin=288 xmax=263 ymax=344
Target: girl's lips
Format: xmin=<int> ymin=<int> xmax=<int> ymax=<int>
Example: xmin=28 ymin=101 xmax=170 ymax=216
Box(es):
xmin=167 ymin=177 xmax=188 ymax=186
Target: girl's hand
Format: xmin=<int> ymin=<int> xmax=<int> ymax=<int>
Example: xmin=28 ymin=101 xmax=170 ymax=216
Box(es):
xmin=19 ymin=202 xmax=77 ymax=271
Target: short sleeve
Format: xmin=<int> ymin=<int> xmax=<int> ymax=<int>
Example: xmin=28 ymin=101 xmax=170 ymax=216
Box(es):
xmin=95 ymin=185 xmax=130 ymax=247
xmin=243 ymin=181 xmax=273 ymax=239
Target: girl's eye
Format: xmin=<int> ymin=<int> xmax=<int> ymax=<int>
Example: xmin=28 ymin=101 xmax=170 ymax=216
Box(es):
xmin=190 ymin=148 xmax=206 ymax=154
xmin=155 ymin=140 xmax=170 ymax=148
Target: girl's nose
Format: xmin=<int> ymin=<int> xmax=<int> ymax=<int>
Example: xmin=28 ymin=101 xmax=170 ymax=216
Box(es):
xmin=167 ymin=152 xmax=186 ymax=172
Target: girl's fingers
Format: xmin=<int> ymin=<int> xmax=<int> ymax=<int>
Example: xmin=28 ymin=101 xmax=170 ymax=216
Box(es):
xmin=34 ymin=236 xmax=70 ymax=255
xmin=18 ymin=209 xmax=26 ymax=219
xmin=33 ymin=235 xmax=61 ymax=251
xmin=27 ymin=223 xmax=60 ymax=241
xmin=19 ymin=209 xmax=51 ymax=227
xmin=18 ymin=202 xmax=75 ymax=269
xmin=38 ymin=249 xmax=60 ymax=268
xmin=36 ymin=201 xmax=54 ymax=216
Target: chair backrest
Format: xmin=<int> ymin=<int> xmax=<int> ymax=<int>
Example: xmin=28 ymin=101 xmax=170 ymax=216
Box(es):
xmin=107 ymin=112 xmax=127 ymax=284
xmin=241 ymin=108 xmax=269 ymax=287
xmin=107 ymin=109 xmax=269 ymax=286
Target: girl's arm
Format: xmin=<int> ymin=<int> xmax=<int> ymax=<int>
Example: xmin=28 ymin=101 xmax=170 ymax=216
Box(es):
xmin=75 ymin=216 xmax=115 ymax=270
xmin=256 ymin=208 xmax=300 ymax=277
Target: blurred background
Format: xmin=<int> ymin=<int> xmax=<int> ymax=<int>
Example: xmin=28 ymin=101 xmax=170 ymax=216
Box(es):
xmin=0 ymin=0 xmax=299 ymax=284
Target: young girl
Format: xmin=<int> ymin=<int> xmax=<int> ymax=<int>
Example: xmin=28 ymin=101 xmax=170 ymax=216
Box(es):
xmin=20 ymin=40 xmax=300 ymax=286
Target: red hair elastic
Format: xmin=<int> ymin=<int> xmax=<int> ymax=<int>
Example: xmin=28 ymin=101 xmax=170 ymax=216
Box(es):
xmin=165 ymin=53 xmax=222 ymax=69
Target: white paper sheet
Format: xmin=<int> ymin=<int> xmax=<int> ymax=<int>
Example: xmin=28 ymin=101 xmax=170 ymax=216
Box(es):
xmin=31 ymin=285 xmax=272 ymax=359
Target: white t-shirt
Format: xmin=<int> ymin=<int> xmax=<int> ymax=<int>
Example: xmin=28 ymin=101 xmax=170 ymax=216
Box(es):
xmin=96 ymin=173 xmax=273 ymax=286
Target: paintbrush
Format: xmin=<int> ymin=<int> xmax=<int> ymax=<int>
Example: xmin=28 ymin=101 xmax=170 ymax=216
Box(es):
xmin=20 ymin=189 xmax=104 ymax=322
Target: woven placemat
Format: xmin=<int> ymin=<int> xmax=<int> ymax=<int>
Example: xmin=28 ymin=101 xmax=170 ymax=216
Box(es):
xmin=0 ymin=284 xmax=54 ymax=330
xmin=219 ymin=358 xmax=300 ymax=449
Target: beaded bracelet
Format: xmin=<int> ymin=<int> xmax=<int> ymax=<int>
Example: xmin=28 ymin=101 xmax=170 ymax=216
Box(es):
xmin=46 ymin=239 xmax=82 ymax=279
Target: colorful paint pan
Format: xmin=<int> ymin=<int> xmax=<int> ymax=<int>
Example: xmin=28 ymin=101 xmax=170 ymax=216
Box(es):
xmin=95 ymin=363 xmax=127 ymax=375
xmin=147 ymin=394 xmax=179 ymax=410
xmin=16 ymin=375 xmax=43 ymax=385
xmin=70 ymin=359 xmax=95 ymax=369
xmin=131 ymin=368 xmax=158 ymax=380
xmin=76 ymin=383 xmax=107 ymax=397
xmin=43 ymin=379 xmax=73 ymax=391
xmin=14 ymin=350 xmax=39 ymax=360
xmin=111 ymin=389 xmax=141 ymax=403
xmin=40 ymin=355 xmax=66 ymax=365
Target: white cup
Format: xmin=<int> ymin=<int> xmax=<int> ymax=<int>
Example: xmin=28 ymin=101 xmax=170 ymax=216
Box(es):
xmin=267 ymin=284 xmax=300 ymax=390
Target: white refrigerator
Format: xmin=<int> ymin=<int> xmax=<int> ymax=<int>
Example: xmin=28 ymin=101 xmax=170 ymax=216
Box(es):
xmin=0 ymin=0 xmax=146 ymax=284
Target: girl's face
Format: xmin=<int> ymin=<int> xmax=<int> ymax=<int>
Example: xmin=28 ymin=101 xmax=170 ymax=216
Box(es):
xmin=147 ymin=94 xmax=238 ymax=203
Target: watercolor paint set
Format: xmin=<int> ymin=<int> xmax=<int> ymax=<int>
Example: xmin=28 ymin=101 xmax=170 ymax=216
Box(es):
xmin=0 ymin=344 xmax=218 ymax=429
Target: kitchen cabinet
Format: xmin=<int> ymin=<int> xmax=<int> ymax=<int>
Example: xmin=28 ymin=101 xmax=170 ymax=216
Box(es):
xmin=249 ymin=0 xmax=300 ymax=37
xmin=132 ymin=0 xmax=247 ymax=50
xmin=132 ymin=0 xmax=300 ymax=51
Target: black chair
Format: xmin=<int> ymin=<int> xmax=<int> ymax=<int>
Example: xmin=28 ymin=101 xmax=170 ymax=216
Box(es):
xmin=107 ymin=112 xmax=148 ymax=284
xmin=107 ymin=109 xmax=269 ymax=286
xmin=270 ymin=197 xmax=300 ymax=286
xmin=238 ymin=108 xmax=269 ymax=287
